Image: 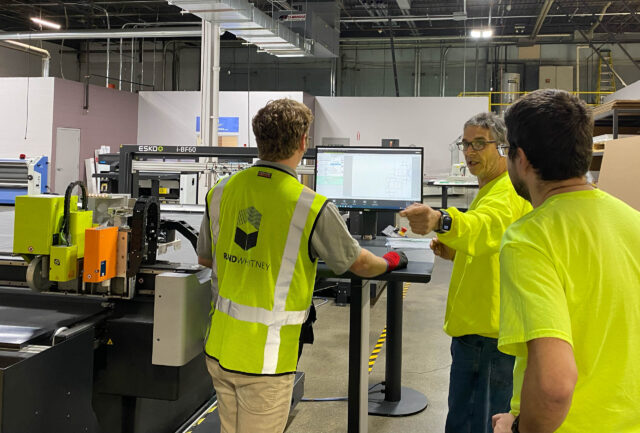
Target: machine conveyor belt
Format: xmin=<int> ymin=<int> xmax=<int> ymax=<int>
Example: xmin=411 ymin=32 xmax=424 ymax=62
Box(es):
xmin=0 ymin=287 xmax=107 ymax=349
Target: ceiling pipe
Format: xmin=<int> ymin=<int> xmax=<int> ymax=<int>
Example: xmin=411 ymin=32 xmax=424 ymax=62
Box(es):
xmin=340 ymin=11 xmax=633 ymax=24
xmin=0 ymin=40 xmax=50 ymax=76
xmin=340 ymin=33 xmax=572 ymax=43
xmin=0 ymin=27 xmax=202 ymax=41
xmin=590 ymin=1 xmax=612 ymax=33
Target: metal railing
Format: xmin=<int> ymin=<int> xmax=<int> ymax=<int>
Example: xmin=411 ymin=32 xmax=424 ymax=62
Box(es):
xmin=457 ymin=91 xmax=614 ymax=112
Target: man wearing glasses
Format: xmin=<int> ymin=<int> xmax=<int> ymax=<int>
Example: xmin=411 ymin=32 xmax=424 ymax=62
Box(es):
xmin=400 ymin=112 xmax=531 ymax=433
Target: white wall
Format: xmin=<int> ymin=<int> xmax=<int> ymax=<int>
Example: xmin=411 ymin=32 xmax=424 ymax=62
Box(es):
xmin=313 ymin=96 xmax=489 ymax=176
xmin=0 ymin=77 xmax=55 ymax=160
xmin=137 ymin=91 xmax=307 ymax=147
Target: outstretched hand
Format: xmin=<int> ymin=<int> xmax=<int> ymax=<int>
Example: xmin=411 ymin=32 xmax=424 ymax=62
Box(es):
xmin=399 ymin=203 xmax=441 ymax=235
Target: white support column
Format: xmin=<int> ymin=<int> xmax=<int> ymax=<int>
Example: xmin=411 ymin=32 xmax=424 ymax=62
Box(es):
xmin=200 ymin=20 xmax=221 ymax=149
xmin=200 ymin=21 xmax=221 ymax=193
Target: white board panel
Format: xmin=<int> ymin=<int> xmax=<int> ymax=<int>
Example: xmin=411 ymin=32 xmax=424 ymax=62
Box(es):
xmin=137 ymin=91 xmax=305 ymax=147
xmin=313 ymin=96 xmax=488 ymax=177
xmin=0 ymin=77 xmax=55 ymax=159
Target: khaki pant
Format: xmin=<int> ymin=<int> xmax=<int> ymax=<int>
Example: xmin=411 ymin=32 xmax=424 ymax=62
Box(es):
xmin=206 ymin=357 xmax=294 ymax=433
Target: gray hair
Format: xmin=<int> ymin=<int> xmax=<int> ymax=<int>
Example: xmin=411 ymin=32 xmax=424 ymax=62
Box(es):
xmin=463 ymin=112 xmax=507 ymax=145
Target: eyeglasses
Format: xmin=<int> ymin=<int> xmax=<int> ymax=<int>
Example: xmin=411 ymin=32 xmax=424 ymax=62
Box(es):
xmin=456 ymin=139 xmax=509 ymax=157
xmin=497 ymin=145 xmax=509 ymax=157
xmin=456 ymin=139 xmax=496 ymax=152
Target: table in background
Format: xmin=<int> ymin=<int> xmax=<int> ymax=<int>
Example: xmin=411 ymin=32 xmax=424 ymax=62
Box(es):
xmin=429 ymin=179 xmax=479 ymax=209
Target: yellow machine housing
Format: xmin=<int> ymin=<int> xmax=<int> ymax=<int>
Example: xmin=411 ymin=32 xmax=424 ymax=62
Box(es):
xmin=69 ymin=210 xmax=94 ymax=258
xmin=50 ymin=245 xmax=78 ymax=282
xmin=13 ymin=195 xmax=77 ymax=255
xmin=83 ymin=226 xmax=118 ymax=283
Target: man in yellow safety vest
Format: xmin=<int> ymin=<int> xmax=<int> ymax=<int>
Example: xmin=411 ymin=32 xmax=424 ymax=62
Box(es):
xmin=196 ymin=98 xmax=408 ymax=433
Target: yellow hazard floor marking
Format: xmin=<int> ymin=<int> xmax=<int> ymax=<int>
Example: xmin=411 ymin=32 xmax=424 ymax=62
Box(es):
xmin=368 ymin=283 xmax=410 ymax=373
xmin=184 ymin=405 xmax=218 ymax=432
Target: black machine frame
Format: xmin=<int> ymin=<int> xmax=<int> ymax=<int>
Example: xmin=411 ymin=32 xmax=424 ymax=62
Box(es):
xmin=117 ymin=145 xmax=317 ymax=197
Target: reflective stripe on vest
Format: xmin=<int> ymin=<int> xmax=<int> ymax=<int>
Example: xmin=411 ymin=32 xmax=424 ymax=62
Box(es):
xmin=262 ymin=187 xmax=315 ymax=374
xmin=208 ymin=175 xmax=231 ymax=305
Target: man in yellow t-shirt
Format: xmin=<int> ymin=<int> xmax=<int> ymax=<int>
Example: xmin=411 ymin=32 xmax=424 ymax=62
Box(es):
xmin=492 ymin=89 xmax=640 ymax=433
xmin=401 ymin=113 xmax=531 ymax=433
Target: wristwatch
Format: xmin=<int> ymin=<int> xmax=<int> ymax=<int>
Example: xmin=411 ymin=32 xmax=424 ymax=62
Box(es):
xmin=435 ymin=209 xmax=452 ymax=233
xmin=511 ymin=415 xmax=520 ymax=433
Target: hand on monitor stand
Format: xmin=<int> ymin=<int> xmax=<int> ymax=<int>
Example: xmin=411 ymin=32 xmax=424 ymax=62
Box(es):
xmin=382 ymin=251 xmax=408 ymax=272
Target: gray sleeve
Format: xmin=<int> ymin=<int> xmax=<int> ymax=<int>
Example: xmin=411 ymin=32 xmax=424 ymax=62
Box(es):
xmin=310 ymin=202 xmax=361 ymax=275
xmin=196 ymin=209 xmax=213 ymax=260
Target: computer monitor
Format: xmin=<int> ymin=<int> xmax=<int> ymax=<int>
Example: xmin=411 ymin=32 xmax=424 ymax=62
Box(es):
xmin=314 ymin=146 xmax=424 ymax=211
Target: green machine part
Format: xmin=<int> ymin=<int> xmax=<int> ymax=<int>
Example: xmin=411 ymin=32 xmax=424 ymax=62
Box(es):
xmin=13 ymin=195 xmax=78 ymax=255
xmin=69 ymin=209 xmax=94 ymax=258
xmin=50 ymin=244 xmax=78 ymax=282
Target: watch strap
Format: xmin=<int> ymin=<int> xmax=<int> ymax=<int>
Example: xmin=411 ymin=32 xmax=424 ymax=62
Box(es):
xmin=511 ymin=415 xmax=520 ymax=433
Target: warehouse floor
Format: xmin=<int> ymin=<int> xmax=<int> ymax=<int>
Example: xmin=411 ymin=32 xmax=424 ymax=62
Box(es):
xmin=0 ymin=202 xmax=456 ymax=433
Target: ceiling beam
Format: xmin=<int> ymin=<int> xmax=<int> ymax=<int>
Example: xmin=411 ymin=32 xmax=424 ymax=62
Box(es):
xmin=574 ymin=0 xmax=640 ymax=73
xmin=620 ymin=0 xmax=640 ymax=27
xmin=531 ymin=0 xmax=554 ymax=39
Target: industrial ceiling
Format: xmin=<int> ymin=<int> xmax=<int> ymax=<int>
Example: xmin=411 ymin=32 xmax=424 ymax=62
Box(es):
xmin=0 ymin=0 xmax=639 ymax=44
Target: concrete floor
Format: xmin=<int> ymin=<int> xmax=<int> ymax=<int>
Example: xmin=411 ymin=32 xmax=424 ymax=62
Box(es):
xmin=286 ymin=258 xmax=453 ymax=433
xmin=0 ymin=195 xmax=461 ymax=433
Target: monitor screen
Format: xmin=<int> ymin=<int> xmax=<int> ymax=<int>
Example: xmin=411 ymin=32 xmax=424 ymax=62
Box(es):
xmin=314 ymin=146 xmax=424 ymax=210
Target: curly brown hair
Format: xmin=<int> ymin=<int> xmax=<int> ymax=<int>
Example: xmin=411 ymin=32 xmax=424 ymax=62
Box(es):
xmin=252 ymin=99 xmax=313 ymax=161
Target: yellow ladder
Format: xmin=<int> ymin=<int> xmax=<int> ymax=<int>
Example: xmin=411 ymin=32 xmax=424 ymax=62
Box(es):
xmin=597 ymin=49 xmax=616 ymax=104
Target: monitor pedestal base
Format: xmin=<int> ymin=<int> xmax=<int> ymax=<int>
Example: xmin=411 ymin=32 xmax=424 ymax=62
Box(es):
xmin=360 ymin=211 xmax=378 ymax=240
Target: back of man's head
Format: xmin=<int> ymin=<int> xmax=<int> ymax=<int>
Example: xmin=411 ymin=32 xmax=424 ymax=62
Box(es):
xmin=252 ymin=99 xmax=313 ymax=162
xmin=504 ymin=89 xmax=593 ymax=181
xmin=464 ymin=112 xmax=507 ymax=145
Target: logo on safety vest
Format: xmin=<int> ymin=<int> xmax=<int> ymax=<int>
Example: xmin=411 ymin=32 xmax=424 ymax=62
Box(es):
xmin=235 ymin=206 xmax=261 ymax=250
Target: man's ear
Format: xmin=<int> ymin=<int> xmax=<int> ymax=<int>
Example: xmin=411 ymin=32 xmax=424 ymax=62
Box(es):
xmin=299 ymin=134 xmax=307 ymax=152
xmin=516 ymin=147 xmax=531 ymax=173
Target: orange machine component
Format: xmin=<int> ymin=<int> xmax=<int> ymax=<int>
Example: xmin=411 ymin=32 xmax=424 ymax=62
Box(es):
xmin=83 ymin=226 xmax=118 ymax=283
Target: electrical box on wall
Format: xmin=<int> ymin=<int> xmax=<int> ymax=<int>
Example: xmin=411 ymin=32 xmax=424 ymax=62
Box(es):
xmin=539 ymin=66 xmax=574 ymax=91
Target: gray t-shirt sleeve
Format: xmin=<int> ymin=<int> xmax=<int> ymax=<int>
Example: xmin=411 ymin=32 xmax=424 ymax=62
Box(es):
xmin=310 ymin=202 xmax=361 ymax=275
xmin=196 ymin=209 xmax=213 ymax=260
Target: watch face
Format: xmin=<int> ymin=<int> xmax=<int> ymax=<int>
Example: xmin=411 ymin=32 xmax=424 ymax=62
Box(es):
xmin=443 ymin=216 xmax=452 ymax=231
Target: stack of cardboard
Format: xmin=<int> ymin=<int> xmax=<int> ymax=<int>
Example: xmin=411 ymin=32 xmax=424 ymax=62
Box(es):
xmin=593 ymin=99 xmax=640 ymax=116
xmin=598 ymin=135 xmax=640 ymax=211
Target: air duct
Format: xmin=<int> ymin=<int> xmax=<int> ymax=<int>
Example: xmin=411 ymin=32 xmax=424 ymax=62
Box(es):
xmin=169 ymin=0 xmax=336 ymax=57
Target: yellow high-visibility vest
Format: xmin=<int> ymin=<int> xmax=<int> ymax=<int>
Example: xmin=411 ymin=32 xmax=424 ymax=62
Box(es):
xmin=205 ymin=165 xmax=327 ymax=374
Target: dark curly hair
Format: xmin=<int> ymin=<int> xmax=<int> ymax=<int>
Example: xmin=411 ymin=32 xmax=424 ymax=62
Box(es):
xmin=504 ymin=89 xmax=593 ymax=181
xmin=252 ymin=99 xmax=313 ymax=161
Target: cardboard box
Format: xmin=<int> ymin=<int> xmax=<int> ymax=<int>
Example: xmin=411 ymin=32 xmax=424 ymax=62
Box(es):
xmin=598 ymin=135 xmax=640 ymax=211
xmin=218 ymin=136 xmax=239 ymax=147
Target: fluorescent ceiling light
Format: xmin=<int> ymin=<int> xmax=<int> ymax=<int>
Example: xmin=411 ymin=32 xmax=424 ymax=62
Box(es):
xmin=470 ymin=29 xmax=481 ymax=38
xmin=482 ymin=29 xmax=494 ymax=38
xmin=30 ymin=17 xmax=61 ymax=30
xmin=275 ymin=54 xmax=305 ymax=58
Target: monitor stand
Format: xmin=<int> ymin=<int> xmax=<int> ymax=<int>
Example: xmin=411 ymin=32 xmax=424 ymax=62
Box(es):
xmin=360 ymin=211 xmax=378 ymax=240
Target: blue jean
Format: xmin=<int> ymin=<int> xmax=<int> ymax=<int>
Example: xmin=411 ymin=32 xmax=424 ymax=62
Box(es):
xmin=445 ymin=335 xmax=515 ymax=433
